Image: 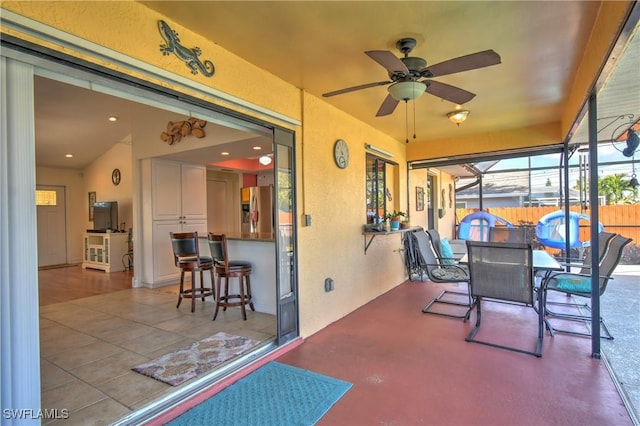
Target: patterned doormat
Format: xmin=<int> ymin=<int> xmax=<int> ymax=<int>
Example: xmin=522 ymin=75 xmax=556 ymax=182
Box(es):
xmin=167 ymin=362 xmax=352 ymax=426
xmin=132 ymin=332 xmax=260 ymax=386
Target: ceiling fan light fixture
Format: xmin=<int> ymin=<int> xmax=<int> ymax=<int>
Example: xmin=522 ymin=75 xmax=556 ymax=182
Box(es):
xmin=388 ymin=81 xmax=425 ymax=101
xmin=447 ymin=109 xmax=470 ymax=126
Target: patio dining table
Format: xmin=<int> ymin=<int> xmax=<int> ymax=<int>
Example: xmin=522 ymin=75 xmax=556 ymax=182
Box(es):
xmin=460 ymin=249 xmax=562 ymax=273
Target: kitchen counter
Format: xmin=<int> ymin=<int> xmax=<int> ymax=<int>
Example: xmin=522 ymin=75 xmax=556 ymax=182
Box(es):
xmin=198 ymin=234 xmax=276 ymax=315
xmin=223 ymin=232 xmax=275 ymax=242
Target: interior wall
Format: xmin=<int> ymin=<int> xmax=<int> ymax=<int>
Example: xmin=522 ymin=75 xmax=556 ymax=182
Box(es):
xmin=83 ymin=142 xmax=134 ymax=232
xmin=35 ymin=166 xmax=85 ymax=263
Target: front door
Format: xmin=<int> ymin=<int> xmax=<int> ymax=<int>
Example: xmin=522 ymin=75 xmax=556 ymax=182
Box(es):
xmin=36 ymin=185 xmax=67 ymax=266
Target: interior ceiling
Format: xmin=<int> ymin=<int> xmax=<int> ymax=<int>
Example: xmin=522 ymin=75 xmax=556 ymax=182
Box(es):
xmin=34 ymin=1 xmax=639 ymax=170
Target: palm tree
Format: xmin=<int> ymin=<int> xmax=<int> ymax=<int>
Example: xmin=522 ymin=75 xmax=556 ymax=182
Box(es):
xmin=598 ymin=174 xmax=637 ymax=204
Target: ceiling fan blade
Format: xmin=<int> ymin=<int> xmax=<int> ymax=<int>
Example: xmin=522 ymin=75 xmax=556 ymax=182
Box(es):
xmin=376 ymin=94 xmax=400 ymax=117
xmin=424 ymin=80 xmax=476 ymax=105
xmin=365 ymin=50 xmax=409 ymax=74
xmin=423 ymin=50 xmax=501 ymax=77
xmin=322 ymin=80 xmax=390 ymax=97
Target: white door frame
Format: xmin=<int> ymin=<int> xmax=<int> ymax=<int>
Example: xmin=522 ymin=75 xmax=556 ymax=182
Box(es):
xmin=36 ymin=184 xmax=68 ymax=267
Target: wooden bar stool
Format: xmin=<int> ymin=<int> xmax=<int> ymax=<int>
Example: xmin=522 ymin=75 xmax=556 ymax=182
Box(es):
xmin=170 ymin=231 xmax=215 ymax=313
xmin=207 ymin=233 xmax=254 ymax=320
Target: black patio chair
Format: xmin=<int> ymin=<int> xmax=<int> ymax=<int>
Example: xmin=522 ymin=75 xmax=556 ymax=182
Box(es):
xmin=465 ymin=240 xmax=542 ymax=357
xmin=426 ymin=228 xmax=466 ymax=263
xmin=542 ymin=233 xmax=632 ymax=340
xmin=407 ymin=228 xmax=473 ymax=320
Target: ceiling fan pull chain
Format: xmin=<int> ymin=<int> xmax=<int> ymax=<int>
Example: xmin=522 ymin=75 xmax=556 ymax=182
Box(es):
xmin=405 ymin=101 xmax=409 ymax=143
xmin=413 ymin=100 xmax=417 ymax=140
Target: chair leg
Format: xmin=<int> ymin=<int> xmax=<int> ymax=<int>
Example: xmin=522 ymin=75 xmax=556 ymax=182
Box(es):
xmin=190 ymin=271 xmax=196 ymax=313
xmin=543 ymin=289 xmax=613 ymax=340
xmin=246 ymin=275 xmax=255 ymax=311
xmin=465 ymin=298 xmax=482 ymax=341
xmin=223 ymin=277 xmax=229 ymax=312
xmin=213 ymin=275 xmax=223 ymax=320
xmin=422 ymin=288 xmax=473 ymax=321
xmin=466 ymin=297 xmax=542 ymax=357
xmin=239 ymin=276 xmax=247 ymax=321
xmin=199 ymin=270 xmax=206 ymax=301
xmin=209 ymin=269 xmax=216 ymax=302
xmin=176 ymin=270 xmax=185 ymax=308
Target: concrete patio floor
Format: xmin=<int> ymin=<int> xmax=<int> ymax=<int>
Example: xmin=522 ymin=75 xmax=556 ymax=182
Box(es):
xmin=601 ymin=265 xmax=640 ymax=424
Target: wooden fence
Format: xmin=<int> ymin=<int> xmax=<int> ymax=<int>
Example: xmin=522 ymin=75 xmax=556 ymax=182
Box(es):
xmin=455 ymin=205 xmax=640 ymax=245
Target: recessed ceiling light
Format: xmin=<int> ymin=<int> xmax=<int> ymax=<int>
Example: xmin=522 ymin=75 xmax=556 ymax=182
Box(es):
xmin=108 ymin=116 xmax=118 ymax=122
xmin=221 ymin=151 xmax=230 ymax=156
xmin=65 ymin=154 xmax=73 ymax=158
xmin=259 ymin=155 xmax=272 ymax=165
xmin=253 ymin=146 xmax=262 ymax=150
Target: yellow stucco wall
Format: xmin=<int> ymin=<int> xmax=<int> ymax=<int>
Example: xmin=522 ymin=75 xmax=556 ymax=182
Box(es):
xmin=2 ymin=1 xmax=301 ymax=122
xmin=299 ymin=92 xmax=408 ymax=336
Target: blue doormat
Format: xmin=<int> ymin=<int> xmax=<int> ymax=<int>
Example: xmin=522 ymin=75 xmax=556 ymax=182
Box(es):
xmin=167 ymin=361 xmax=352 ymax=426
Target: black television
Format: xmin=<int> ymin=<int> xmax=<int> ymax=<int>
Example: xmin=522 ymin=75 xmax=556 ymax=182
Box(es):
xmin=93 ymin=201 xmax=118 ymax=231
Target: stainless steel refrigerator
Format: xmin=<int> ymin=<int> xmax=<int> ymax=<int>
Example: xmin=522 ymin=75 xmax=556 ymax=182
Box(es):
xmin=241 ymin=186 xmax=273 ymax=234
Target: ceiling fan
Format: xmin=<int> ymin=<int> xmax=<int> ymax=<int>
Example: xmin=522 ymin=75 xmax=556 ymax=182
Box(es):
xmin=322 ymin=38 xmax=501 ymax=117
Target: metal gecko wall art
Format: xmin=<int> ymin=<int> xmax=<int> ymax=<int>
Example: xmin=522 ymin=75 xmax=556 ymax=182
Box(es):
xmin=158 ymin=20 xmax=215 ymax=77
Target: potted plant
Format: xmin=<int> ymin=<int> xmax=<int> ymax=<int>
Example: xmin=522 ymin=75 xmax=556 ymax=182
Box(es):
xmin=385 ymin=210 xmax=406 ymax=231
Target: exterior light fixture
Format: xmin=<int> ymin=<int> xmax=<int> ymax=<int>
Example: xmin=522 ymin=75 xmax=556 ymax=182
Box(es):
xmin=447 ymin=109 xmax=470 ymax=126
xmin=387 ymin=81 xmax=426 ymax=101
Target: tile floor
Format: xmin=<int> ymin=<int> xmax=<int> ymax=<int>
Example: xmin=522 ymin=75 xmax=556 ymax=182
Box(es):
xmin=39 ymin=285 xmax=276 ymax=425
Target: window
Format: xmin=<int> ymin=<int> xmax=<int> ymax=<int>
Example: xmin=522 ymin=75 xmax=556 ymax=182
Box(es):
xmin=35 ymin=190 xmax=57 ymax=206
xmin=366 ymin=155 xmax=385 ymax=223
xmin=365 ymin=155 xmax=401 ymax=223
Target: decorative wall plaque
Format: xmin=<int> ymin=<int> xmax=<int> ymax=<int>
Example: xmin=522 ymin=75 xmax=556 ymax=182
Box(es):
xmin=158 ymin=20 xmax=215 ymax=77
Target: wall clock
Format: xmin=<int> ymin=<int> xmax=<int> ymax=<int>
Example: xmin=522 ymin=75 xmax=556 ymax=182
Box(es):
xmin=111 ymin=168 xmax=121 ymax=186
xmin=333 ymin=139 xmax=349 ymax=169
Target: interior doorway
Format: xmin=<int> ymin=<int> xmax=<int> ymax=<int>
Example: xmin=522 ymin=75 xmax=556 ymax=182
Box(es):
xmin=36 ymin=185 xmax=67 ymax=267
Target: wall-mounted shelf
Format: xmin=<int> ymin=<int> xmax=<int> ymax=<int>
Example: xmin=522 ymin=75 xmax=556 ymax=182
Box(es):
xmin=362 ymin=226 xmax=421 ymax=254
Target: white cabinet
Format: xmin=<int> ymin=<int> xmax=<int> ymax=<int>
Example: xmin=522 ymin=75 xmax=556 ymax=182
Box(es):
xmin=82 ymin=232 xmax=129 ymax=272
xmin=141 ymin=159 xmax=208 ymax=286
xmin=151 ymin=218 xmax=207 ymax=283
xmin=151 ymin=160 xmax=207 ymax=221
